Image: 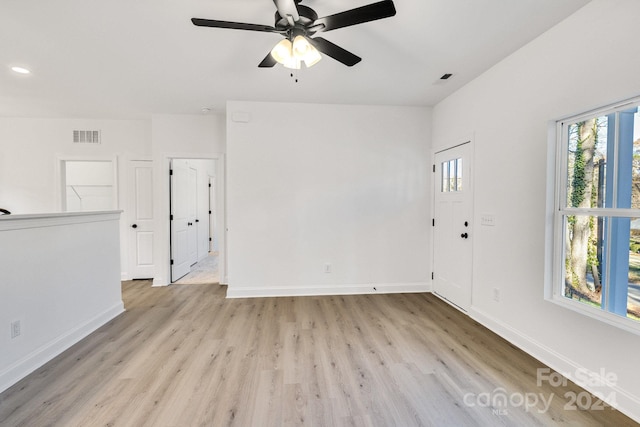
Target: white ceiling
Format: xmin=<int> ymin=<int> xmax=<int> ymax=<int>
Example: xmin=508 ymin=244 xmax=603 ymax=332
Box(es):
xmin=1 ymin=0 xmax=589 ymax=119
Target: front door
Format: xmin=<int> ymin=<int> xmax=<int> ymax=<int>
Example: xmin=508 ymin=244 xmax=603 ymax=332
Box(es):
xmin=433 ymin=142 xmax=473 ymax=310
xmin=128 ymin=160 xmax=154 ymax=279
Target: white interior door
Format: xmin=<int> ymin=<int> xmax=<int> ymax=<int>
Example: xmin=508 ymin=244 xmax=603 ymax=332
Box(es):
xmin=209 ymin=176 xmax=216 ymax=252
xmin=433 ymin=142 xmax=473 ymax=310
xmin=170 ymin=159 xmax=191 ymax=281
xmin=128 ymin=160 xmax=154 ymax=279
xmin=188 ymin=166 xmax=198 ymax=265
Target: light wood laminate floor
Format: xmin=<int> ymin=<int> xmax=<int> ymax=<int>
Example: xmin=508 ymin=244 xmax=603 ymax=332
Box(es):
xmin=0 ymin=281 xmax=637 ymax=426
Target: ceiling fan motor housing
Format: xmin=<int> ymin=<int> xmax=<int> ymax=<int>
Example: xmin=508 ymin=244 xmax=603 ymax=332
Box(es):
xmin=274 ymin=5 xmax=318 ymax=33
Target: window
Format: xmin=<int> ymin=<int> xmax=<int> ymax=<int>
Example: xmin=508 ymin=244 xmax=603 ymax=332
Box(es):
xmin=441 ymin=158 xmax=463 ymax=192
xmin=551 ymin=97 xmax=640 ymax=331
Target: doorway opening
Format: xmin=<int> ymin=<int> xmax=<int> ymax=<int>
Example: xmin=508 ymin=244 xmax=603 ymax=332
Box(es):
xmin=432 ymin=141 xmax=473 ymax=311
xmin=59 ymin=158 xmax=117 ymax=212
xmin=169 ymin=158 xmax=220 ymax=284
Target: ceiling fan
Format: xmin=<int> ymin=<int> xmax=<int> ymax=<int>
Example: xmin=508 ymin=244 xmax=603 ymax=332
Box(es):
xmin=191 ymin=0 xmax=396 ymax=69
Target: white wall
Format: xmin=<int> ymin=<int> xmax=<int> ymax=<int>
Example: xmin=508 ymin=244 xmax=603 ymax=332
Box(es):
xmin=151 ymin=114 xmax=226 ymax=285
xmin=0 ymin=115 xmax=225 ymax=284
xmin=432 ymin=0 xmax=640 ymax=420
xmin=0 ymin=118 xmax=150 ymax=214
xmin=0 ymin=212 xmax=124 ymax=393
xmin=226 ymin=101 xmax=431 ymax=297
xmin=0 ymin=118 xmax=151 ymax=278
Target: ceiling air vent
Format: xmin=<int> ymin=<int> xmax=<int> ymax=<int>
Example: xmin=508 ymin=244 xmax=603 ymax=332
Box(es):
xmin=73 ymin=130 xmax=101 ymax=144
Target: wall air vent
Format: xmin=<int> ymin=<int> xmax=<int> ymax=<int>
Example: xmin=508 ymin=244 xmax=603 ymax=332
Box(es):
xmin=73 ymin=130 xmax=101 ymax=144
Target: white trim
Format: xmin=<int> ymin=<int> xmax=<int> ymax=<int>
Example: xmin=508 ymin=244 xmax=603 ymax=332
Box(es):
xmin=469 ymin=306 xmax=640 ymax=424
xmin=547 ymin=295 xmax=640 ymax=336
xmin=152 ymin=279 xmax=169 ymax=287
xmin=226 ymin=282 xmax=430 ymax=299
xmin=431 ymin=136 xmax=475 ymax=311
xmin=556 ymin=94 xmax=640 ymax=124
xmin=547 ymin=97 xmax=640 ymax=334
xmin=159 ymin=153 xmax=226 ymax=286
xmin=0 ymin=210 xmax=122 ymax=231
xmin=0 ymin=302 xmax=124 ymax=394
xmin=55 ymin=155 xmax=120 ymax=212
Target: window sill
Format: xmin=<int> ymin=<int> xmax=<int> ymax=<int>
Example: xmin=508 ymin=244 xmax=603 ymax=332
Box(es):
xmin=546 ymin=293 xmax=640 ymax=336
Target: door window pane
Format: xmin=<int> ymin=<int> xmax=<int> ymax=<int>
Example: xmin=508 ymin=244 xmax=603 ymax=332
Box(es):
xmin=441 ymin=161 xmax=448 ymax=192
xmin=440 ymin=158 xmax=463 ymax=193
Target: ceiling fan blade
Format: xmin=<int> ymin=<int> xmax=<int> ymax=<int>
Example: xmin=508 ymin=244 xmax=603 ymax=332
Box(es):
xmin=272 ymin=0 xmax=300 ymax=22
xmin=258 ymin=52 xmax=277 ymax=68
xmin=191 ymin=18 xmax=279 ymax=33
xmin=309 ymin=37 xmax=361 ymax=67
xmin=312 ymin=0 xmax=396 ymax=33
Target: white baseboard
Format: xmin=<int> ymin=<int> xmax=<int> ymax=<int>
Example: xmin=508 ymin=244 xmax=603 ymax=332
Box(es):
xmin=226 ymin=282 xmax=430 ymax=298
xmin=152 ymin=277 xmax=169 ymax=287
xmin=469 ymin=306 xmax=640 ymax=424
xmin=0 ymin=302 xmax=125 ymax=394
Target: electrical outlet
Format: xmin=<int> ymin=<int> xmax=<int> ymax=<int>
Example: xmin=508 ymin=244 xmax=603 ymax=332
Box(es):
xmin=11 ymin=320 xmax=21 ymax=339
xmin=324 ymin=263 xmax=332 ymax=273
xmin=493 ymin=288 xmax=500 ymax=302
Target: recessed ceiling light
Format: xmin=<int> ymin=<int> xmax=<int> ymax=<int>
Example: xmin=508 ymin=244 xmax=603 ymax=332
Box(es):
xmin=11 ymin=66 xmax=31 ymax=74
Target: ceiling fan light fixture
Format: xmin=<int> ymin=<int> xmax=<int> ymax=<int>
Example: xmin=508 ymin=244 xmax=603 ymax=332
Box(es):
xmin=292 ymin=35 xmax=321 ymax=68
xmin=283 ymin=56 xmax=302 ymax=70
xmin=271 ymin=36 xmax=318 ymax=69
xmin=292 ymin=35 xmax=311 ymax=58
xmin=303 ymin=45 xmax=322 ymax=68
xmin=271 ymin=38 xmax=293 ymax=64
xmin=270 ymin=39 xmax=300 ymax=69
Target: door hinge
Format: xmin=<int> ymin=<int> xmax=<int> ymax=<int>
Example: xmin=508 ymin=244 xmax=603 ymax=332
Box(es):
xmin=432 ymin=272 xmax=434 ymax=280
xmin=433 ymin=164 xmax=435 ymax=173
xmin=169 ymin=169 xmax=173 ymax=176
xmin=432 ymin=218 xmax=435 ymax=226
xmin=209 ymin=210 xmax=212 ymax=214
xmin=170 ymin=214 xmax=173 ymax=220
xmin=209 ymin=183 xmax=212 ymax=188
xmin=171 ymin=259 xmax=174 ymax=265
xmin=209 ymin=237 xmax=212 ymax=242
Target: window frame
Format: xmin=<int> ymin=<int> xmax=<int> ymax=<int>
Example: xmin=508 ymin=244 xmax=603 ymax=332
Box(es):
xmin=547 ymin=96 xmax=640 ymax=336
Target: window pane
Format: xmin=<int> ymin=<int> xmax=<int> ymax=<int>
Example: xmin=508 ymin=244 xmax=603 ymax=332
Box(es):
xmin=456 ymin=158 xmax=463 ymax=191
xmin=628 ymin=108 xmax=640 ymax=209
xmin=449 ymin=160 xmax=455 ymax=191
xmin=441 ymin=161 xmax=448 ymax=192
xmin=565 ymin=116 xmax=610 ymax=209
xmin=626 ymin=218 xmax=640 ymax=321
xmin=565 ymin=214 xmax=640 ymax=323
xmin=563 ymin=215 xmax=604 ymax=310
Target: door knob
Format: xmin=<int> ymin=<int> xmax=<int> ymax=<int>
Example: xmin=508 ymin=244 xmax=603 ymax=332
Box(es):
xmin=131 ymin=224 xmax=138 ymax=229
xmin=461 ymin=233 xmax=468 ymax=239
